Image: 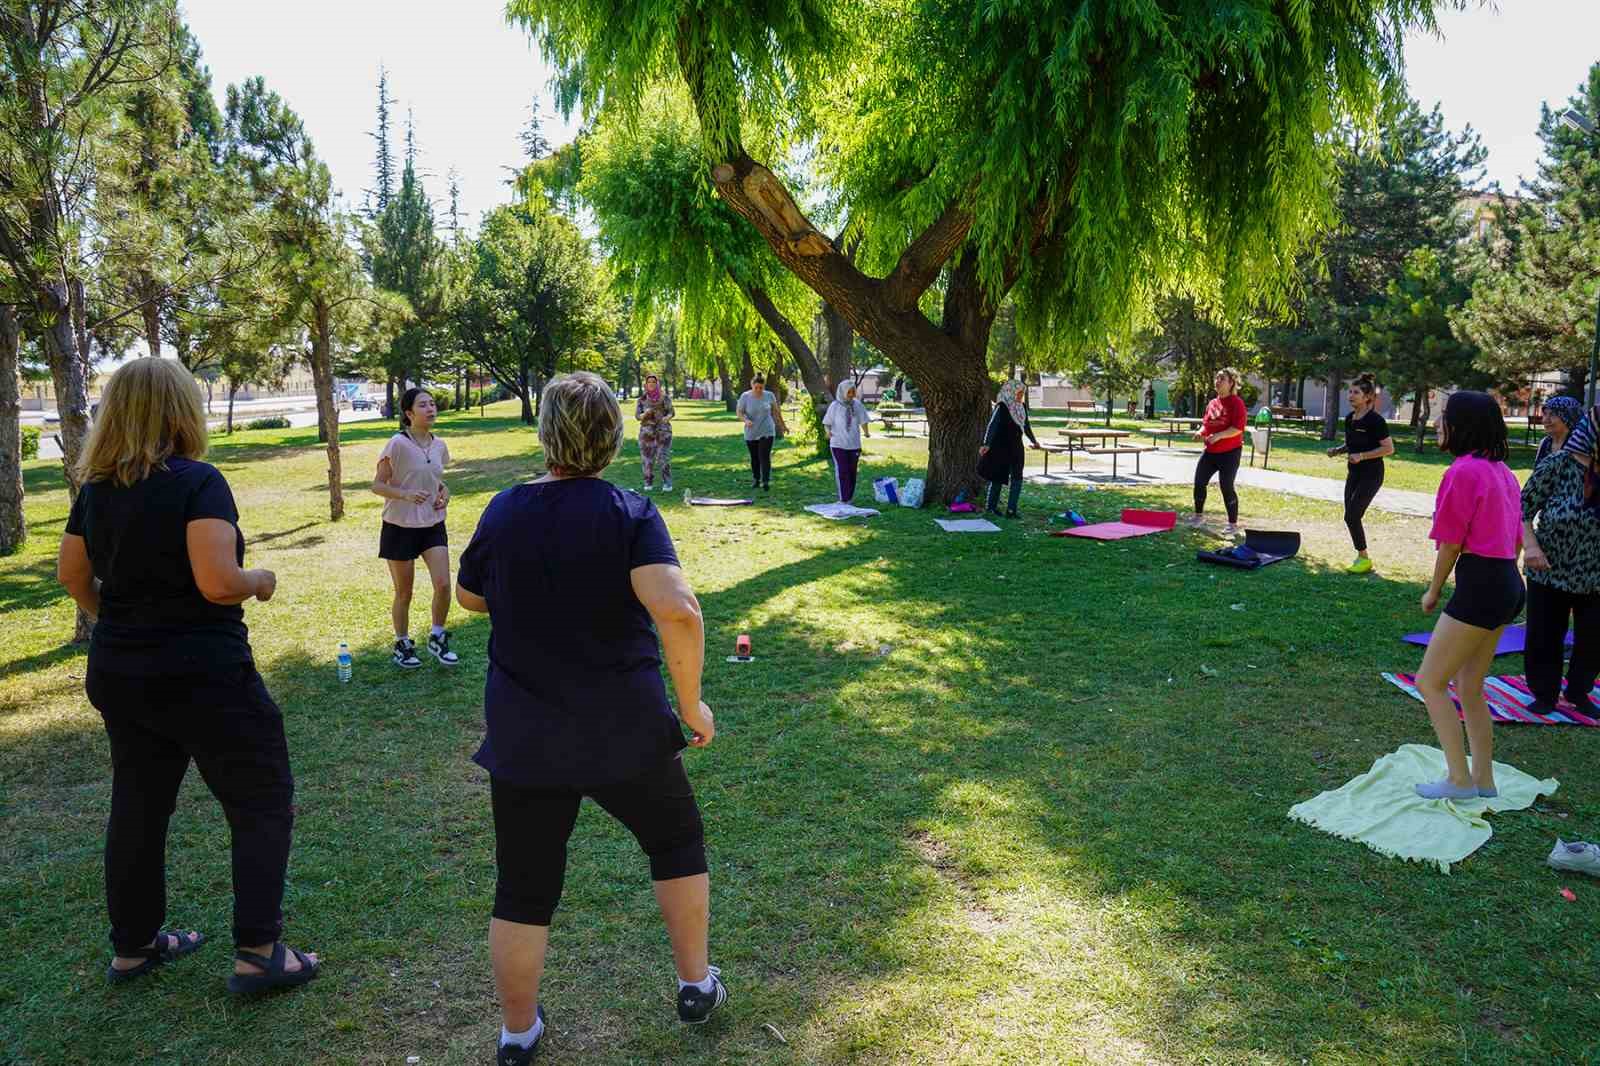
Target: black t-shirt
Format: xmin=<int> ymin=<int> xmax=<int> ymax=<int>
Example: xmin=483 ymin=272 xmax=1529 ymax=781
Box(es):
xmin=65 ymin=458 xmax=251 ymax=674
xmin=457 ymin=478 xmax=685 ymax=787
xmin=1345 ymin=409 xmax=1390 ymax=464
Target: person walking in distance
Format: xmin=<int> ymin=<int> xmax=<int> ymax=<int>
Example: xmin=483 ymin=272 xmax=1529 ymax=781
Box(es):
xmin=736 ymin=375 xmax=786 ymax=492
xmin=636 ymin=373 xmax=675 ymax=493
xmin=1327 ymin=373 xmax=1394 ymax=574
xmin=822 ymin=380 xmax=871 ymax=503
xmin=372 ymin=387 xmax=460 ymax=668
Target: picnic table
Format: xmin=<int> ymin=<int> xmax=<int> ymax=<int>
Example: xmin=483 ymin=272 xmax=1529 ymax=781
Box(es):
xmin=1035 ymin=433 xmax=1153 ymax=478
xmin=1056 ymin=427 xmax=1132 ymax=446
xmin=877 ymin=412 xmax=928 ymax=436
xmin=1151 ymin=417 xmax=1204 ymax=445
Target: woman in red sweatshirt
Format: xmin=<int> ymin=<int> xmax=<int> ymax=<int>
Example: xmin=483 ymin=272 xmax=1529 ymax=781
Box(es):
xmin=1185 ymin=368 xmax=1248 ymax=535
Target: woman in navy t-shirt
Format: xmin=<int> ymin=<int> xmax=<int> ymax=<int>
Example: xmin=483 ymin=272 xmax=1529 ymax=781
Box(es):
xmin=455 ymin=372 xmax=725 ymax=1062
xmin=56 ymin=358 xmax=318 ymax=994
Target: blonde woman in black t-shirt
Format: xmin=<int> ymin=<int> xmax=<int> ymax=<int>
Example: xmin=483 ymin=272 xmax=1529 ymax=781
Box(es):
xmin=56 ymin=357 xmax=318 ymax=994
xmin=1327 ymin=374 xmax=1394 ymax=574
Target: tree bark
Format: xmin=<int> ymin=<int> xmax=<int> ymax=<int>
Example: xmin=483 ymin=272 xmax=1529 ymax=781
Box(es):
xmin=0 ymin=304 xmax=24 ymax=554
xmin=140 ymin=280 xmax=162 ymax=359
xmin=716 ymin=354 xmax=734 ymax=412
xmin=1321 ymin=367 xmax=1343 ymax=441
xmin=822 ymin=299 xmax=854 ymax=392
xmin=519 ymin=361 xmax=534 ymax=424
xmin=226 ymin=382 xmax=238 ymax=433
xmin=737 ymin=346 xmax=754 ymax=399
xmin=310 ymin=301 xmax=344 ymax=520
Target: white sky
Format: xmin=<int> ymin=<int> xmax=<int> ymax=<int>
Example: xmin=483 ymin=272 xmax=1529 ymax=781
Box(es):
xmin=180 ymin=1 xmax=1600 ymax=224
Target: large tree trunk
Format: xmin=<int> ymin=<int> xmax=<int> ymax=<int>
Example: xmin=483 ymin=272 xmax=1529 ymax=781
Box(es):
xmin=822 ymin=300 xmax=854 ymax=391
xmin=1321 ymin=368 xmax=1343 ymax=441
xmin=40 ymin=283 xmax=94 ymax=641
xmin=0 ymin=305 xmax=23 ymax=554
xmin=716 ymin=354 xmax=734 ymax=412
xmin=737 ymin=347 xmax=754 ymax=398
xmin=1416 ymin=388 xmax=1431 ymax=453
xmin=226 ymin=382 xmax=238 ymax=433
xmin=518 ymin=361 xmax=534 ymax=424
xmin=311 ymin=302 xmax=344 ymax=520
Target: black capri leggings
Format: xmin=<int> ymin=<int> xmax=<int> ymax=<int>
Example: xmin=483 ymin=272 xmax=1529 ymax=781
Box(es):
xmin=490 ymin=754 xmax=707 ymax=927
xmin=746 ymin=435 xmax=775 ymax=487
xmin=1194 ymin=447 xmax=1242 ymax=523
xmin=1343 ymin=461 xmax=1384 ymax=552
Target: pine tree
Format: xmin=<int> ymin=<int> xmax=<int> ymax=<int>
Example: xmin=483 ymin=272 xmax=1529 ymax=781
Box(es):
xmin=367 ymin=66 xmax=395 ymax=217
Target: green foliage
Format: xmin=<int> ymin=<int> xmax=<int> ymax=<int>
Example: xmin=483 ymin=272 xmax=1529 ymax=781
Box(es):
xmin=1458 ymin=64 xmax=1600 ymax=397
xmin=244 ymin=415 xmax=291 ymax=430
xmin=1365 ymin=247 xmax=1488 ymax=448
xmin=19 ymin=425 xmax=39 ymax=461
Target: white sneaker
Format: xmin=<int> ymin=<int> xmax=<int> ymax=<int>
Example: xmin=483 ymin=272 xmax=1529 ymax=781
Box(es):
xmin=1183 ymin=514 xmax=1206 ymax=528
xmin=1223 ymin=522 xmax=1241 ymax=537
xmin=1549 ymin=838 xmax=1600 ymax=877
xmin=662 ymin=482 xmax=673 ymax=493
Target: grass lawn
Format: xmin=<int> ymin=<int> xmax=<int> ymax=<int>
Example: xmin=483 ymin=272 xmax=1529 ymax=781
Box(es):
xmin=2 ymin=401 xmax=1597 ymax=1065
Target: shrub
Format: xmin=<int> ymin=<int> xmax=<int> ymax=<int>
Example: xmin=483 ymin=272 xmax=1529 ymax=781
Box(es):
xmin=245 ymin=416 xmax=292 ymax=430
xmin=20 ymin=425 xmax=39 ymax=460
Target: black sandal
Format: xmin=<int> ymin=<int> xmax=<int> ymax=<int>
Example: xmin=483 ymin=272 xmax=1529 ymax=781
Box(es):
xmin=226 ymin=942 xmax=320 ymax=995
xmin=106 ymin=929 xmax=207 ymax=983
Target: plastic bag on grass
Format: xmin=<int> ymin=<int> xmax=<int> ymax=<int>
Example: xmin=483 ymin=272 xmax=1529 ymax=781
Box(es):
xmin=872 ymin=477 xmax=899 ymax=504
xmin=898 ymin=478 xmax=925 ymax=508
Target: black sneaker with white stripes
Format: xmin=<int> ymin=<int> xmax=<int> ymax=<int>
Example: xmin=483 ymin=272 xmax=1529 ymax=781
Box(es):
xmin=392 ymin=638 xmax=422 ymax=669
xmin=676 ymin=966 xmax=728 ymax=1025
xmin=427 ymin=630 xmax=459 ymax=665
xmin=495 ymin=1005 xmax=545 ymax=1065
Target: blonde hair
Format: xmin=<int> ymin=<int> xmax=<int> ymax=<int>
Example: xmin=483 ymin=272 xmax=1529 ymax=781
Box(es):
xmin=77 ymin=358 xmax=208 ymax=487
xmin=538 ymin=372 xmax=623 ymax=477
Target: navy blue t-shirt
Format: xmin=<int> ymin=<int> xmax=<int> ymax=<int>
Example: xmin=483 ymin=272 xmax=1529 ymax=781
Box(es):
xmin=456 ymin=478 xmax=686 ymax=787
xmin=64 ymin=458 xmax=251 ymax=675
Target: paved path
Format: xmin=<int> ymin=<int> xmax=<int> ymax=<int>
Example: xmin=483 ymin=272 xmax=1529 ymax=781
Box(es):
xmin=1025 ymin=446 xmax=1435 ymax=517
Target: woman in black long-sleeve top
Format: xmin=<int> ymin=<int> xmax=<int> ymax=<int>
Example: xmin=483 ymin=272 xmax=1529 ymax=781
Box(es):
xmin=978 ymin=380 xmax=1040 ymax=518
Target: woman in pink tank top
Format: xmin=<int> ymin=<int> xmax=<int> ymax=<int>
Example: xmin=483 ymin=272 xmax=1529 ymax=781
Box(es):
xmin=1413 ymin=392 xmax=1525 ymax=801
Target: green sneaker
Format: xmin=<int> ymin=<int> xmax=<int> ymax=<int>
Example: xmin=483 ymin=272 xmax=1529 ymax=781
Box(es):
xmin=1347 ymin=556 xmax=1373 ymax=575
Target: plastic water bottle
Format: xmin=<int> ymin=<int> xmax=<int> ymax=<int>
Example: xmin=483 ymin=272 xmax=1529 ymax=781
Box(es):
xmin=336 ymin=641 xmax=352 ymax=683
xmin=683 ymin=487 xmax=692 ymax=505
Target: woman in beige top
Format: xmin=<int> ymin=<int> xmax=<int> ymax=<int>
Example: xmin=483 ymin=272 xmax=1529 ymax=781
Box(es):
xmin=372 ymin=388 xmax=459 ymax=668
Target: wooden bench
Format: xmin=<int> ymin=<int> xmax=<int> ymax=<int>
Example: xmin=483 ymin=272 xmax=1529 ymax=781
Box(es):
xmin=1083 ymin=444 xmax=1155 ymax=479
xmin=1035 ymin=441 xmax=1077 ymax=475
xmin=878 ymin=415 xmax=927 ymax=437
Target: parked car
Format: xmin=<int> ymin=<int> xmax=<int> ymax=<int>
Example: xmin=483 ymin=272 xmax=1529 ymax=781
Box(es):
xmin=351 ymin=395 xmax=376 ymax=411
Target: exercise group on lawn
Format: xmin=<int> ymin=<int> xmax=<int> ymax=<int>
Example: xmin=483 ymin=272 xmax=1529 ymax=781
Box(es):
xmin=49 ymin=357 xmax=1600 ymax=1064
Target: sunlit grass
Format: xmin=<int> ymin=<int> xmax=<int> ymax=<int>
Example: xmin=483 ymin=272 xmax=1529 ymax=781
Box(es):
xmin=1 ymin=401 xmax=1595 ymax=1064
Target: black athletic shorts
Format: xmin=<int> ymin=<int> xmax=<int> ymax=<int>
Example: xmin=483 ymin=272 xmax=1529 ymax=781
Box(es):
xmin=1444 ymin=552 xmax=1526 ymax=631
xmin=378 ymin=520 xmax=448 ymax=561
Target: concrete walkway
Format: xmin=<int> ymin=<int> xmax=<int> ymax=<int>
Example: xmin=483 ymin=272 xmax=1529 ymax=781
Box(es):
xmin=34 ymin=406 xmax=383 ymax=461
xmin=1025 ymin=446 xmax=1435 ymax=518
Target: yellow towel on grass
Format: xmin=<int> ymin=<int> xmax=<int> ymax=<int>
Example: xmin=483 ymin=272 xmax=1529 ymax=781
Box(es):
xmin=1287 ymin=744 xmax=1558 ymax=874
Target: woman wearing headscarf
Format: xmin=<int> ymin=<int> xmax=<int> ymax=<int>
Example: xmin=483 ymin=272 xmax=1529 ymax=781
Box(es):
xmin=821 ymin=380 xmax=871 ymax=503
xmin=1535 ymin=396 xmax=1582 ymax=466
xmin=1521 ymin=402 xmax=1600 ymax=714
xmin=978 ymin=380 xmax=1039 ymax=518
xmin=635 ymin=374 xmax=676 ymax=493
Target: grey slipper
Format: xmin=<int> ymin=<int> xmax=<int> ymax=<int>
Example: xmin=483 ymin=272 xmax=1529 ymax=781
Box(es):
xmin=1414 ymin=779 xmax=1480 ymax=800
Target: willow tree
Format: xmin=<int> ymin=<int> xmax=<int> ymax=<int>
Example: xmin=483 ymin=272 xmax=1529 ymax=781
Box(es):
xmin=574 ymin=89 xmax=830 ymax=422
xmin=510 ymin=0 xmax=1456 ymax=502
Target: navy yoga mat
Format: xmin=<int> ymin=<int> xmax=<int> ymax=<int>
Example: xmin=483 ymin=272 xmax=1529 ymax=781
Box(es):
xmin=1196 ymin=530 xmax=1301 ymax=570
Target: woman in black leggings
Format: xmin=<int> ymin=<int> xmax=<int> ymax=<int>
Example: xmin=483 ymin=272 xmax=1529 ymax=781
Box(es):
xmin=1186 ymin=368 xmax=1248 ymax=535
xmin=1327 ymin=373 xmax=1394 ymax=574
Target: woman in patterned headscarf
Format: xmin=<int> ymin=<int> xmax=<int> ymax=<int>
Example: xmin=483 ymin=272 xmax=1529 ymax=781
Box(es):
xmin=978 ymin=380 xmax=1039 ymax=518
xmin=1536 ymin=396 xmax=1583 ymax=466
xmin=635 ymin=374 xmax=675 ymax=493
xmin=1520 ymin=401 xmax=1600 ymax=714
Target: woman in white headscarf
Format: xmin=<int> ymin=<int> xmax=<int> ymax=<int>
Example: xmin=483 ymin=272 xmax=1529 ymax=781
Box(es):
xmin=821 ymin=380 xmax=872 ymax=503
xmin=978 ymin=380 xmax=1039 ymax=518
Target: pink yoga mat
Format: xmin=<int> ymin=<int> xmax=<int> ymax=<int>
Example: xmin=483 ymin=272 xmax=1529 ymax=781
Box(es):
xmin=1382 ymin=672 xmax=1599 ymax=726
xmin=1054 ymin=509 xmax=1177 ymax=541
xmin=1401 ymin=624 xmax=1573 ymax=656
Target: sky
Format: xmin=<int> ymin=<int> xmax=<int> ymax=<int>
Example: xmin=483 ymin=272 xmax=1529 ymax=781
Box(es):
xmin=180 ymin=1 xmax=1600 ymax=227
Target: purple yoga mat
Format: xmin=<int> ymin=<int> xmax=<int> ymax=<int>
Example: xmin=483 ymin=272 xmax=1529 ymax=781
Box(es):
xmin=1401 ymin=623 xmax=1573 ymax=655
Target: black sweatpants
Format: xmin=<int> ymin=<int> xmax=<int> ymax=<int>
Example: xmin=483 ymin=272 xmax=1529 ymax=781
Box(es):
xmin=490 ymin=754 xmax=707 ymax=927
xmin=986 ymin=455 xmax=1024 ymax=514
xmin=1344 ymin=462 xmax=1385 ymax=552
xmin=86 ymin=663 xmax=295 ymax=953
xmin=1525 ymin=579 xmax=1600 ymax=707
xmin=1194 ymin=447 xmax=1242 ymax=523
xmin=832 ymin=447 xmax=861 ymax=503
xmin=746 ymin=435 xmax=774 ymax=487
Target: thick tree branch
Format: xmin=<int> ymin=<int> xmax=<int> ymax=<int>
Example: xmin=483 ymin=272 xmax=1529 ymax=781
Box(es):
xmin=740 ymin=280 xmax=826 ymax=400
xmin=883 ymin=200 xmax=972 ymax=310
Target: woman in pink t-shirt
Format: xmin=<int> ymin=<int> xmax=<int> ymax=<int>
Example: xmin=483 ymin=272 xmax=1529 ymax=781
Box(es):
xmin=372 ymin=388 xmax=459 ymax=669
xmin=1413 ymin=391 xmax=1525 ymax=801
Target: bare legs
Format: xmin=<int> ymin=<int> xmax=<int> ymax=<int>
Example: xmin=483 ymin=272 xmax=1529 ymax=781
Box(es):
xmin=490 ymin=873 xmax=711 ymax=1032
xmin=387 ymin=548 xmax=451 ymax=636
xmin=1414 ymin=614 xmax=1502 ymax=791
xmin=419 ymin=546 xmax=451 ymax=629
